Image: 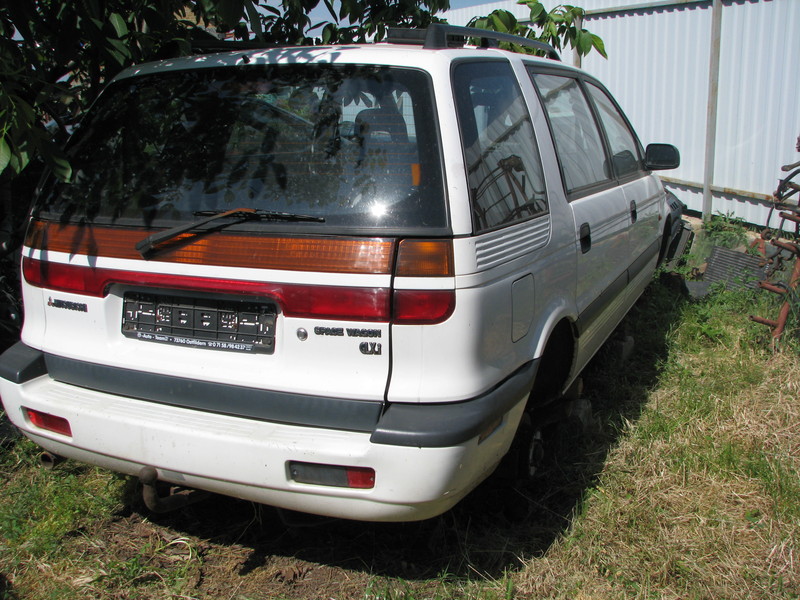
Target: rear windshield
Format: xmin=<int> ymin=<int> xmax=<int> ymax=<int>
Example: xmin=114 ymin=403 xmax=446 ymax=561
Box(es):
xmin=37 ymin=64 xmax=447 ymax=233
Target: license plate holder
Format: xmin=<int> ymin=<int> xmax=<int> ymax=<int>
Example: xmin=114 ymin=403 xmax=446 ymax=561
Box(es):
xmin=122 ymin=292 xmax=276 ymax=354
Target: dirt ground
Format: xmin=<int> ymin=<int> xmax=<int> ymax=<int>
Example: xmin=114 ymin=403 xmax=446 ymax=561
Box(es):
xmin=45 ymin=416 xmax=600 ymax=600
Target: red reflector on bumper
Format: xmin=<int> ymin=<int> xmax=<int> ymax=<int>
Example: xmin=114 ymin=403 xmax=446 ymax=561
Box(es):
xmin=24 ymin=408 xmax=72 ymax=437
xmin=346 ymin=467 xmax=377 ymax=489
xmin=289 ymin=461 xmax=375 ymax=489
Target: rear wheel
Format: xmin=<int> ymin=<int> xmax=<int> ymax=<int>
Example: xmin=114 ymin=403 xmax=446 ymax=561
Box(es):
xmin=513 ymin=412 xmax=545 ymax=478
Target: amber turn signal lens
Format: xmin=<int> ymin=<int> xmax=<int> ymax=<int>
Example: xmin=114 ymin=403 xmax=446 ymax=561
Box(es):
xmin=24 ymin=220 xmax=394 ymax=274
xmin=395 ymin=239 xmax=454 ymax=277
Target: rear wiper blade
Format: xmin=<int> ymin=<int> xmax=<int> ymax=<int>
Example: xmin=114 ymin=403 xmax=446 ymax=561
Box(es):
xmin=135 ymin=207 xmax=324 ymax=258
xmin=193 ymin=209 xmax=325 ymax=222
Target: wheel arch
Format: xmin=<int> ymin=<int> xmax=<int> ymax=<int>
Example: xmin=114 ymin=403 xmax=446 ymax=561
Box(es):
xmin=528 ymin=316 xmax=577 ymax=409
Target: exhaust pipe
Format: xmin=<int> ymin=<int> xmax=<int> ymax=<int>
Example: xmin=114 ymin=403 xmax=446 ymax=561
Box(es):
xmin=39 ymin=451 xmax=64 ymax=470
xmin=138 ymin=466 xmax=210 ymax=514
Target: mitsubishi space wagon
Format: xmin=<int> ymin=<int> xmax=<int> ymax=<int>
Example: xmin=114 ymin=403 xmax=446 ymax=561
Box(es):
xmin=0 ymin=25 xmax=679 ymax=521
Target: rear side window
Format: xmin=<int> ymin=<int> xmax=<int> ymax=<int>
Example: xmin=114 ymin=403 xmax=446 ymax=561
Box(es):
xmin=585 ymin=82 xmax=643 ymax=178
xmin=453 ymin=61 xmax=547 ymax=233
xmin=532 ymin=73 xmax=610 ymax=194
xmin=37 ymin=64 xmax=446 ymax=232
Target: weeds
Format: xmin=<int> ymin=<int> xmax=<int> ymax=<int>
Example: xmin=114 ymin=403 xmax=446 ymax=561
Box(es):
xmin=704 ymin=211 xmax=750 ymax=249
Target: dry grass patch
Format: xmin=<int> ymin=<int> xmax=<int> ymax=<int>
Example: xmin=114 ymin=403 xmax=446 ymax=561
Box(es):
xmin=517 ymin=292 xmax=800 ymax=600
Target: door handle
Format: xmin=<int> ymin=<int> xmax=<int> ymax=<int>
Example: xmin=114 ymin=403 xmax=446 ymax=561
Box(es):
xmin=630 ymin=200 xmax=638 ymax=223
xmin=579 ymin=222 xmax=591 ymax=254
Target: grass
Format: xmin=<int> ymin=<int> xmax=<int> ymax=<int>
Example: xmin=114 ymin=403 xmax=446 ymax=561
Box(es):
xmin=517 ymin=283 xmax=800 ymax=599
xmin=1 ymin=264 xmax=799 ymax=599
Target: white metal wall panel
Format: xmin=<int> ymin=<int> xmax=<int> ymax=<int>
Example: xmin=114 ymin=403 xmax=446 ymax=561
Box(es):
xmin=715 ymin=0 xmax=800 ymax=198
xmin=443 ymin=1 xmax=530 ymax=26
xmin=439 ymin=0 xmax=800 ymax=229
xmin=580 ymin=4 xmax=712 ymax=187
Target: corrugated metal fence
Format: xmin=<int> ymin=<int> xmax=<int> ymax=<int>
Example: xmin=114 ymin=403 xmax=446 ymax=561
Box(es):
xmin=443 ymin=0 xmax=800 ymax=230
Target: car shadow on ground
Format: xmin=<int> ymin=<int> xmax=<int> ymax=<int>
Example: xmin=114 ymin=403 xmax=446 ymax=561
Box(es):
xmin=124 ymin=275 xmax=687 ymax=582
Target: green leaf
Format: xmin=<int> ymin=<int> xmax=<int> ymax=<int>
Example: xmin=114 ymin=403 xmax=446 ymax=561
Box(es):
xmin=215 ymin=0 xmax=246 ymax=27
xmin=575 ymin=29 xmax=592 ymax=56
xmin=9 ymin=147 xmax=30 ymax=175
xmin=321 ymin=23 xmax=336 ymax=44
xmin=499 ymin=10 xmax=520 ymax=31
xmin=105 ymin=37 xmax=132 ymax=62
xmin=527 ymin=2 xmax=545 ymax=24
xmin=108 ymin=13 xmax=128 ymax=38
xmin=468 ymin=16 xmax=488 ymax=29
xmin=591 ymin=33 xmax=608 ymax=59
xmin=244 ymin=1 xmax=264 ymax=40
xmin=489 ymin=10 xmax=517 ymax=34
xmin=45 ymin=151 xmax=72 ymax=182
xmin=0 ymin=137 xmax=11 ymax=175
xmin=323 ymin=0 xmax=338 ymax=21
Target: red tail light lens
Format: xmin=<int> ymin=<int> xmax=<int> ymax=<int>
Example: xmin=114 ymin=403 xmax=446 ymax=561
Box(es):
xmin=25 ymin=408 xmax=72 ymax=437
xmin=392 ymin=289 xmax=455 ymax=324
xmin=23 ymin=258 xmax=390 ymax=321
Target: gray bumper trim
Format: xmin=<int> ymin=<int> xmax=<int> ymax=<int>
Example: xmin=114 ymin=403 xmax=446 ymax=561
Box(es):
xmin=0 ymin=342 xmax=537 ymax=448
xmin=0 ymin=342 xmax=47 ymax=384
xmin=371 ymin=360 xmax=538 ymax=448
xmin=43 ymin=352 xmax=383 ymax=433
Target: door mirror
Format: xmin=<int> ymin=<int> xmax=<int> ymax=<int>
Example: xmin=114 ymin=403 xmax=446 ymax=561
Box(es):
xmin=644 ymin=143 xmax=680 ymax=170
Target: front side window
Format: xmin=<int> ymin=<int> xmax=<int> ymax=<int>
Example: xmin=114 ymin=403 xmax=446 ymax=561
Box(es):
xmin=454 ymin=61 xmax=547 ymax=232
xmin=532 ymin=73 xmax=610 ymax=194
xmin=586 ymin=82 xmax=643 ymax=178
xmin=37 ymin=64 xmax=446 ymax=232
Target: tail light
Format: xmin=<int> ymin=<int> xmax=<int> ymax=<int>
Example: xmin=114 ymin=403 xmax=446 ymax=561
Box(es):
xmin=23 ymin=257 xmax=390 ymax=321
xmin=392 ymin=239 xmax=455 ymax=324
xmin=394 ymin=239 xmax=453 ymax=277
xmin=23 ymin=233 xmax=456 ymax=325
xmin=393 ymin=290 xmax=455 ymax=324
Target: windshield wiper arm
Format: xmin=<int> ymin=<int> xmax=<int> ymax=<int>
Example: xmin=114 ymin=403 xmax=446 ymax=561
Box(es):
xmin=136 ymin=207 xmax=324 ymax=258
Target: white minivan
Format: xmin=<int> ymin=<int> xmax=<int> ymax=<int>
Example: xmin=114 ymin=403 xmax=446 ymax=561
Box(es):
xmin=0 ymin=25 xmax=678 ymax=521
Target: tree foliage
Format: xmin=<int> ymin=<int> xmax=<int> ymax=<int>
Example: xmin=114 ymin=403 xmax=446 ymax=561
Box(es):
xmin=0 ymin=0 xmax=604 ymax=185
xmin=468 ymin=0 xmax=606 ymax=59
xmin=1 ymin=0 xmax=225 ymax=181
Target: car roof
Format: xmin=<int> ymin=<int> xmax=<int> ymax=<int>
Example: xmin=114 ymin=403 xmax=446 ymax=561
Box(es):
xmin=114 ymin=25 xmax=566 ymax=82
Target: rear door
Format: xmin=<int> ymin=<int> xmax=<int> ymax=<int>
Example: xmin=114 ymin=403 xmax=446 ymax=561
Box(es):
xmin=529 ymin=71 xmax=630 ymax=333
xmin=25 ymin=60 xmax=448 ymax=409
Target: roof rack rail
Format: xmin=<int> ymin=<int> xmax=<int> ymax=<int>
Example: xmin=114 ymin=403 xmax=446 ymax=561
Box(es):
xmin=385 ymin=24 xmax=560 ymax=61
xmin=190 ymin=39 xmax=283 ymax=53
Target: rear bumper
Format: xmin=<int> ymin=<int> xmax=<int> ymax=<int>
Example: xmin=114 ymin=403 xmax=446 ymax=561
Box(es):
xmin=0 ymin=342 xmax=535 ymax=521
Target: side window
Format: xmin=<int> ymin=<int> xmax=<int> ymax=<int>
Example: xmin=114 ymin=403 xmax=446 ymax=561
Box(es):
xmin=586 ymin=82 xmax=643 ymax=178
xmin=453 ymin=62 xmax=547 ymax=232
xmin=532 ymin=73 xmax=610 ymax=194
